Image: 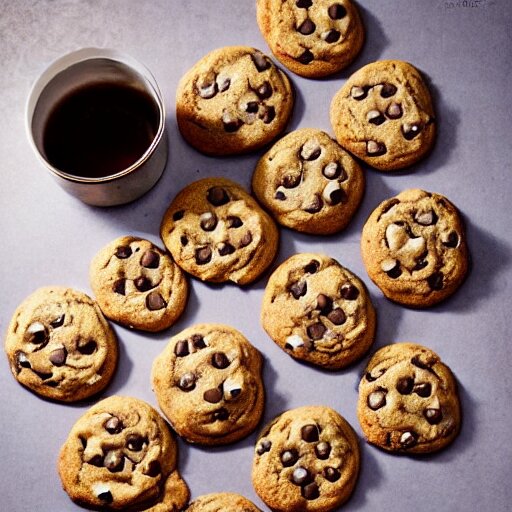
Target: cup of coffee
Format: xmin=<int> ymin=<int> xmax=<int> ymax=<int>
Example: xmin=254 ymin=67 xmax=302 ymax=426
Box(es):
xmin=26 ymin=48 xmax=167 ymax=206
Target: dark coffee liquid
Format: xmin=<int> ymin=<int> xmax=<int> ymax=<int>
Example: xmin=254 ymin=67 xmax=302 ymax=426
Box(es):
xmin=43 ymin=82 xmax=160 ymax=178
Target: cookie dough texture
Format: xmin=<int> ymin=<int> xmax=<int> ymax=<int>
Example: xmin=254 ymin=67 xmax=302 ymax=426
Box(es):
xmin=160 ymin=177 xmax=279 ymax=285
xmin=152 ymin=324 xmax=264 ymax=445
xmin=358 ymin=343 xmax=461 ymax=454
xmin=58 ymin=396 xmax=189 ymax=511
xmin=176 ymin=46 xmax=293 ymax=156
xmin=361 ymin=189 xmax=469 ymax=307
xmin=262 ymin=253 xmax=375 ymax=369
xmin=257 ymin=0 xmax=364 ymax=78
xmin=252 ymin=405 xmax=360 ymax=512
xmin=330 ymin=60 xmax=436 ymax=171
xmin=252 ymin=128 xmax=364 ymax=235
xmin=186 ymin=492 xmax=262 ymax=511
xmin=4 ymin=286 xmax=117 ymax=402
xmin=90 ymin=236 xmax=188 ymax=332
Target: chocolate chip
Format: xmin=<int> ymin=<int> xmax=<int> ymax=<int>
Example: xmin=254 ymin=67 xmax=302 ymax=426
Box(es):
xmin=240 ymin=232 xmax=253 ymax=247
xmin=257 ymin=439 xmax=272 ymax=455
xmin=275 ymin=190 xmax=286 ymax=200
xmin=195 ymin=247 xmax=212 ymax=265
xmin=322 ymin=162 xmax=343 ymax=180
xmin=113 ymin=278 xmax=126 ymax=295
xmin=381 ymin=83 xmax=397 ymax=98
xmin=141 ymin=250 xmax=160 ymax=268
xmin=323 ymin=29 xmax=341 ymax=43
xmin=26 ymin=322 xmax=48 ymax=345
xmin=307 ymin=322 xmax=326 ymax=340
xmin=297 ymin=18 xmax=316 ymax=35
xmin=328 ymin=187 xmax=346 ymax=205
xmin=173 ymin=210 xmax=184 ymax=221
xmin=198 ymin=81 xmax=218 ymax=99
xmin=296 ymin=0 xmax=312 ymax=7
xmin=256 ymin=81 xmax=272 ymax=99
xmin=207 ymin=186 xmax=230 ymax=206
xmin=115 ymin=245 xmax=132 ymax=259
xmin=365 ymin=368 xmax=386 ymax=382
xmin=304 ymin=260 xmax=320 ymax=273
xmin=134 ymin=276 xmax=152 ymax=292
xmin=414 ymin=382 xmax=432 ymax=397
xmin=292 ymin=467 xmax=312 ymax=486
xmin=386 ymin=102 xmax=403 ymax=119
xmin=301 ymin=424 xmax=319 ymax=442
xmin=411 ymin=355 xmax=432 ymax=370
xmin=144 ymin=460 xmax=161 ymax=477
xmin=88 ymin=454 xmax=104 ymax=467
xmin=315 ymin=441 xmax=331 ymax=459
xmin=33 ymin=368 xmax=53 ymax=381
xmin=400 ymin=431 xmax=418 ymax=449
xmin=104 ymin=450 xmax=124 ymax=472
xmin=414 ymin=258 xmax=428 ymax=271
xmin=297 ymin=49 xmax=314 ymax=65
xmin=204 ymin=388 xmax=223 ymax=403
xmin=126 ymin=434 xmax=145 ymax=451
xmin=227 ymin=216 xmax=243 ymax=228
xmin=327 ymin=308 xmax=346 ymax=325
xmin=50 ymin=315 xmax=65 ymax=328
xmin=213 ymin=408 xmax=229 ymax=421
xmin=366 ymin=140 xmax=387 ymax=156
xmin=368 ymin=110 xmax=386 ymax=125
xmin=382 ymin=259 xmax=402 ymax=279
xmin=304 ymin=194 xmax=323 ymax=213
xmin=260 ymin=105 xmax=276 ymax=124
xmin=351 ymin=86 xmax=367 ymax=100
xmin=105 ymin=416 xmax=123 ymax=434
xmin=251 ymin=52 xmax=271 ymax=72
xmin=290 ymin=280 xmax=307 ymax=299
xmin=424 ymin=408 xmax=443 ymax=425
xmin=49 ymin=347 xmax=67 ymax=366
xmin=427 ymin=272 xmax=444 ymax=290
xmin=316 ymin=294 xmax=333 ymax=315
xmin=146 ymin=291 xmax=166 ymax=310
xmin=282 ymin=174 xmax=301 ymax=188
xmin=443 ymin=231 xmax=459 ymax=248
xmin=175 ymin=340 xmax=189 ymax=357
xmin=212 ymin=352 xmax=230 ymax=369
xmin=415 ymin=210 xmax=438 ymax=226
xmin=340 ymin=283 xmax=359 ymax=300
xmin=222 ymin=110 xmax=243 ymax=132
xmin=328 ymin=3 xmax=347 ymax=18
xmin=217 ymin=77 xmax=231 ymax=92
xmin=246 ymin=101 xmax=259 ymax=113
xmin=178 ymin=372 xmax=196 ymax=391
xmin=301 ymin=142 xmax=321 ymax=161
xmin=323 ymin=466 xmax=341 ymax=482
xmin=16 ymin=351 xmax=31 ymax=369
xmin=78 ymin=340 xmax=97 ymax=355
xmin=97 ymin=491 xmax=113 ymax=503
xmin=396 ymin=377 xmax=414 ymax=395
xmin=200 ymin=212 xmax=218 ymax=231
xmin=367 ymin=390 xmax=386 ymax=410
xmin=218 ymin=242 xmax=236 ymax=256
xmin=302 ymin=482 xmax=320 ymax=500
xmin=180 ymin=235 xmax=188 ymax=246
xmin=402 ymin=123 xmax=422 ymax=140
xmin=281 ymin=449 xmax=299 ymax=467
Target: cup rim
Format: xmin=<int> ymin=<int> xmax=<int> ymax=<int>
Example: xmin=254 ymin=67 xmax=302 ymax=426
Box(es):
xmin=25 ymin=47 xmax=166 ymax=184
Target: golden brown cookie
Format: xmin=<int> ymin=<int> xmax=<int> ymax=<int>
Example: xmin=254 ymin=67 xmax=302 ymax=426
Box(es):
xmin=257 ymin=0 xmax=365 ymax=78
xmin=252 ymin=405 xmax=360 ymax=511
xmin=252 ymin=128 xmax=365 ymax=235
xmin=90 ymin=236 xmax=188 ymax=332
xmin=261 ymin=253 xmax=375 ymax=369
xmin=361 ymin=189 xmax=469 ymax=307
xmin=152 ymin=324 xmax=264 ymax=445
xmin=186 ymin=492 xmax=262 ymax=511
xmin=176 ymin=46 xmax=293 ymax=156
xmin=160 ymin=177 xmax=279 ymax=285
xmin=357 ymin=343 xmax=461 ymax=454
xmin=4 ymin=286 xmax=117 ymax=402
xmin=58 ymin=395 xmax=189 ymax=511
xmin=330 ymin=60 xmax=436 ymax=171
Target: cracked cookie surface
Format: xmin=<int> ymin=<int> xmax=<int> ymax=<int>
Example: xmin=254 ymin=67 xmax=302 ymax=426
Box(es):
xmin=261 ymin=253 xmax=375 ymax=369
xmin=90 ymin=236 xmax=188 ymax=332
xmin=330 ymin=60 xmax=436 ymax=170
xmin=186 ymin=492 xmax=262 ymax=511
xmin=257 ymin=0 xmax=364 ymax=78
xmin=252 ymin=405 xmax=360 ymax=512
xmin=176 ymin=46 xmax=293 ymax=155
xmin=4 ymin=286 xmax=117 ymax=402
xmin=160 ymin=177 xmax=279 ymax=285
xmin=357 ymin=342 xmax=461 ymax=454
xmin=361 ymin=189 xmax=469 ymax=307
xmin=152 ymin=323 xmax=264 ymax=445
xmin=252 ymin=128 xmax=364 ymax=235
xmin=58 ymin=396 xmax=189 ymax=511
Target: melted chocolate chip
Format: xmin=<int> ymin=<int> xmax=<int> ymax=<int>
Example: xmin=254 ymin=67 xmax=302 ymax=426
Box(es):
xmin=402 ymin=123 xmax=422 ymax=140
xmin=257 ymin=439 xmax=272 ymax=455
xmin=414 ymin=382 xmax=432 ymax=397
xmin=315 ymin=441 xmax=331 ymax=459
xmin=213 ymin=408 xmax=229 ymax=421
xmin=301 ymin=424 xmax=319 ymax=442
xmin=195 ymin=247 xmax=212 ymax=265
xmin=415 ymin=210 xmax=438 ymax=226
xmin=198 ymin=81 xmax=218 ymax=99
xmin=88 ymin=454 xmax=104 ymax=467
xmin=282 ymin=174 xmax=301 ymax=188
xmin=192 ymin=334 xmax=206 ymax=349
xmin=200 ymin=212 xmax=218 ymax=231
xmin=49 ymin=347 xmax=67 ymax=366
xmin=281 ymin=449 xmax=299 ymax=467
xmin=297 ymin=49 xmax=314 ymax=65
xmin=302 ymin=482 xmax=320 ymax=500
xmin=307 ymin=322 xmax=326 ymax=340
xmin=304 ymin=194 xmax=323 ymax=213
xmin=351 ymin=86 xmax=368 ymax=100
xmin=381 ymin=83 xmax=397 ymax=97
xmin=227 ymin=216 xmax=243 ymax=228
xmin=304 ymin=260 xmax=320 ymax=273
xmin=144 ymin=460 xmax=161 ymax=477
xmin=297 ymin=18 xmax=316 ymax=35
xmin=368 ymin=390 xmax=386 ymax=410
xmin=105 ymin=416 xmax=123 ymax=434
xmin=368 ymin=110 xmax=386 ymax=125
xmin=251 ymin=52 xmax=271 ymax=72
xmin=240 ymin=232 xmax=253 ymax=247
xmin=296 ymin=0 xmax=312 ymax=7
xmin=134 ymin=276 xmax=152 ymax=292
xmin=16 ymin=351 xmax=31 ymax=369
xmin=400 ymin=431 xmax=418 ymax=449
xmin=140 ymin=250 xmax=160 ymax=268
xmin=218 ymin=242 xmax=236 ymax=256
xmin=115 ymin=245 xmax=132 ymax=259
xmin=424 ymin=408 xmax=443 ymax=425
xmin=222 ymin=111 xmax=243 ymax=132
xmin=246 ymin=101 xmax=259 ymax=113
xmin=104 ymin=450 xmax=124 ymax=472
xmin=211 ymin=352 xmax=230 ymax=369
xmin=178 ymin=372 xmax=196 ymax=391
xmin=260 ymin=105 xmax=276 ymax=124
xmin=366 ymin=140 xmax=387 ymax=156
xmin=113 ymin=278 xmax=126 ymax=295
xmin=146 ymin=291 xmax=166 ymax=311
xmin=340 ymin=283 xmax=359 ymax=300
xmin=207 ymin=187 xmax=230 ymax=206
xmin=204 ymin=388 xmax=223 ymax=403
xmin=328 ymin=187 xmax=346 ymax=205
xmin=327 ymin=308 xmax=346 ymax=325
xmin=322 ymin=162 xmax=342 ymax=179
xmin=323 ymin=466 xmax=341 ymax=482
xmin=256 ymin=82 xmax=272 ymax=99
xmin=324 ymin=29 xmax=341 ymax=43
xmin=50 ymin=314 xmax=65 ymax=328
xmin=386 ymin=262 xmax=402 ymax=279
xmin=78 ymin=340 xmax=97 ymax=355
xmin=97 ymin=491 xmax=113 ymax=503
xmin=427 ymin=272 xmax=444 ymax=291
xmin=175 ymin=340 xmax=189 ymax=357
xmin=290 ymin=280 xmax=307 ymax=299
xmin=386 ymin=102 xmax=403 ymax=119
xmin=316 ymin=294 xmax=333 ymax=315
xmin=443 ymin=231 xmax=459 ymax=248
xmin=173 ymin=210 xmax=184 ymax=221
xmin=396 ymin=377 xmax=414 ymax=395
xmin=292 ymin=466 xmax=312 ymax=485
xmin=126 ymin=434 xmax=145 ymax=451
xmin=411 ymin=355 xmax=433 ymax=370
xmin=365 ymin=368 xmax=385 ymax=382
xmin=328 ymin=3 xmax=347 ymax=19
xmin=275 ymin=190 xmax=286 ymax=200
xmin=180 ymin=235 xmax=188 ymax=246
xmin=26 ymin=322 xmax=48 ymax=345
xmin=218 ymin=77 xmax=231 ymax=92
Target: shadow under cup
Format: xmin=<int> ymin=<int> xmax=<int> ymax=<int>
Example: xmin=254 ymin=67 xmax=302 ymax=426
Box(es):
xmin=26 ymin=48 xmax=167 ymax=207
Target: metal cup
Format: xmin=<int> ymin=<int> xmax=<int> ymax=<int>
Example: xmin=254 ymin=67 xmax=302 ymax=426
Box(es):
xmin=26 ymin=48 xmax=167 ymax=206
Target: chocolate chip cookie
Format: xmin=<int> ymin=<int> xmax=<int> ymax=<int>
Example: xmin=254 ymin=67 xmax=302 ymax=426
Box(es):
xmin=4 ymin=286 xmax=117 ymax=402
xmin=330 ymin=60 xmax=436 ymax=171
xmin=252 ymin=128 xmax=364 ymax=235
xmin=358 ymin=342 xmax=461 ymax=454
xmin=90 ymin=236 xmax=188 ymax=332
xmin=58 ymin=395 xmax=189 ymax=510
xmin=252 ymin=405 xmax=360 ymax=511
xmin=187 ymin=492 xmax=262 ymax=511
xmin=151 ymin=323 xmax=264 ymax=445
xmin=257 ymin=0 xmax=365 ymax=78
xmin=176 ymin=46 xmax=293 ymax=155
xmin=361 ymin=189 xmax=469 ymax=307
xmin=160 ymin=177 xmax=279 ymax=285
xmin=261 ymin=253 xmax=375 ymax=369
